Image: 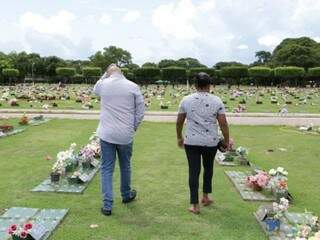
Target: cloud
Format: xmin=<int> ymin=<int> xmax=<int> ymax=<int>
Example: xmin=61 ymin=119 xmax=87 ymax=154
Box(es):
xmin=19 ymin=11 xmax=76 ymax=37
xmin=100 ymin=14 xmax=112 ymax=25
xmin=152 ymin=0 xmax=199 ymax=40
xmin=258 ymin=35 xmax=282 ymax=47
xmin=237 ymin=44 xmax=249 ymax=50
xmin=122 ymin=10 xmax=141 ymax=23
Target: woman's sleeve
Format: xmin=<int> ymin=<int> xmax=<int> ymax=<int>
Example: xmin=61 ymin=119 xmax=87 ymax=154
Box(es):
xmin=178 ymin=98 xmax=187 ymax=114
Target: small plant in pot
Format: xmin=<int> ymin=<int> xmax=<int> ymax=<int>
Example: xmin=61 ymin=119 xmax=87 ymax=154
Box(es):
xmin=7 ymin=222 xmax=33 ymax=240
xmin=51 ymin=162 xmax=63 ymax=184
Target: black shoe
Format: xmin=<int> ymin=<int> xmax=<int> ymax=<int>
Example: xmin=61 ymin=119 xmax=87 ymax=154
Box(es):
xmin=122 ymin=190 xmax=137 ymax=203
xmin=101 ymin=208 xmax=112 ymax=216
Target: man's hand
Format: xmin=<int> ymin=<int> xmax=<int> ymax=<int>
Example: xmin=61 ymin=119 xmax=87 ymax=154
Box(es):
xmin=177 ymin=137 xmax=184 ymax=149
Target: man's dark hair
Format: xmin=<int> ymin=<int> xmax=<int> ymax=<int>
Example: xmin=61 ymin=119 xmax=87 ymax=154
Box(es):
xmin=194 ymin=72 xmax=212 ymax=88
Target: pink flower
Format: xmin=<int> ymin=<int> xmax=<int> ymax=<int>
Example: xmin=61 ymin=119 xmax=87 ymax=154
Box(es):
xmin=8 ymin=224 xmax=17 ymax=233
xmin=20 ymin=230 xmax=28 ymax=239
xmin=23 ymin=223 xmax=33 ymax=230
xmin=256 ymin=173 xmax=269 ymax=187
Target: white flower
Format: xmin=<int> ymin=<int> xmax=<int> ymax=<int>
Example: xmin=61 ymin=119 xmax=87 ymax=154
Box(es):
xmin=277 ymin=167 xmax=284 ymax=173
xmin=269 ymin=169 xmax=276 ymax=175
xmin=70 ymin=143 xmax=77 ymax=149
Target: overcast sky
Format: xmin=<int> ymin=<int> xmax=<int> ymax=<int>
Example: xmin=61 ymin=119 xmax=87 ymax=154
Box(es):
xmin=1 ymin=0 xmax=320 ymax=66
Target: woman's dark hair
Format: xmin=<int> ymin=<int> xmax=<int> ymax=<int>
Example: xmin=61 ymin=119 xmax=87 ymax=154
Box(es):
xmin=194 ymin=72 xmax=212 ymax=88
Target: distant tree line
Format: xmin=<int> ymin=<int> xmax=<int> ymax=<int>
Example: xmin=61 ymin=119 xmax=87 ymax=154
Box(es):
xmin=1 ymin=37 xmax=320 ymax=86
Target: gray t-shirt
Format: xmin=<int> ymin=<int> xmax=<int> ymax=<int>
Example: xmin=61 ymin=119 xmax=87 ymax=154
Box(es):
xmin=178 ymin=92 xmax=225 ymax=147
xmin=93 ymin=73 xmax=145 ymax=145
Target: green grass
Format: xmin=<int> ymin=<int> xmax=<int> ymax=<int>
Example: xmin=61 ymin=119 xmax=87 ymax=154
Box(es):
xmin=0 ymin=120 xmax=319 ymax=239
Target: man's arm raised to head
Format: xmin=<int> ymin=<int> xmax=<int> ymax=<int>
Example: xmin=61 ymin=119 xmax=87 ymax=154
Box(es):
xmin=93 ymin=72 xmax=108 ymax=96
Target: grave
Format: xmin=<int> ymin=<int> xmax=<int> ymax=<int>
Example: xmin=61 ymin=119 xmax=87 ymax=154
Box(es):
xmin=0 ymin=207 xmax=68 ymax=240
xmin=254 ymin=205 xmax=318 ymax=240
xmin=225 ymin=171 xmax=276 ymax=201
xmin=32 ymin=163 xmax=100 ymax=194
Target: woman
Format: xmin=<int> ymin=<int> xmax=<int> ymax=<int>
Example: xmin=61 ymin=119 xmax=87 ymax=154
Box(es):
xmin=176 ymin=72 xmax=230 ymax=214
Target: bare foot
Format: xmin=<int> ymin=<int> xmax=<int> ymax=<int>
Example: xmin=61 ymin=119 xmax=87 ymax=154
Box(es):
xmin=201 ymin=196 xmax=213 ymax=206
xmin=188 ymin=204 xmax=200 ymax=214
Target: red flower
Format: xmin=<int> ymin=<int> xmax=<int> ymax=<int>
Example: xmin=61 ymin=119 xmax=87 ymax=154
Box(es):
xmin=7 ymin=229 xmax=14 ymax=235
xmin=23 ymin=223 xmax=33 ymax=230
xmin=20 ymin=231 xmax=28 ymax=239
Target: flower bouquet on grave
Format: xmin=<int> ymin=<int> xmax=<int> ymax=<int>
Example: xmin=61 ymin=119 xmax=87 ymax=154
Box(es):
xmin=88 ymin=134 xmax=101 ymax=159
xmin=246 ymin=171 xmax=270 ymax=192
xmin=268 ymin=167 xmax=292 ymax=202
xmin=19 ymin=115 xmax=29 ymax=125
xmin=80 ymin=145 xmax=96 ymax=170
xmin=64 ymin=143 xmax=79 ymax=172
xmin=0 ymin=124 xmax=14 ymax=133
xmin=67 ymin=171 xmax=82 ymax=185
xmin=7 ymin=223 xmax=34 ymax=240
xmin=235 ymin=146 xmax=249 ymax=165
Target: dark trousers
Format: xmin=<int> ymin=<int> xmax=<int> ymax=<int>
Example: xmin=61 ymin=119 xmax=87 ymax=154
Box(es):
xmin=184 ymin=145 xmax=218 ymax=204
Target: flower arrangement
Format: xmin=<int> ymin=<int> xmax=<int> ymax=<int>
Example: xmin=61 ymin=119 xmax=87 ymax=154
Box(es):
xmin=246 ymin=171 xmax=270 ymax=191
xmin=7 ymin=223 xmax=33 ymax=239
xmin=272 ymin=197 xmax=289 ymax=219
xmin=19 ymin=115 xmax=29 ymax=125
xmin=269 ymin=167 xmax=289 ymax=200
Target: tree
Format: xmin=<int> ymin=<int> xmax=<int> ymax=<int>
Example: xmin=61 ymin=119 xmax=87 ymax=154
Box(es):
xmin=56 ymin=67 xmax=76 ymax=83
xmin=220 ymin=66 xmax=248 ymax=87
xmin=89 ymin=46 xmax=132 ymax=69
xmin=176 ymin=58 xmax=206 ymax=69
xmin=161 ymin=67 xmax=187 ymax=86
xmin=271 ymin=37 xmax=320 ymax=69
xmin=142 ymin=62 xmax=157 ymax=68
xmin=306 ymin=67 xmax=320 ymax=86
xmin=158 ymin=59 xmax=178 ymax=68
xmin=44 ymin=56 xmax=66 ymax=77
xmin=82 ymin=67 xmax=102 ymax=84
xmin=248 ymin=67 xmax=272 ymax=86
xmin=254 ymin=51 xmax=272 ymax=65
xmin=121 ymin=68 xmax=134 ymax=80
xmin=123 ymin=63 xmax=139 ymax=71
xmin=274 ymin=66 xmax=305 ymax=86
xmin=2 ymin=68 xmax=19 ymax=85
xmin=134 ymin=67 xmax=161 ymax=85
xmin=214 ymin=61 xmax=244 ymax=70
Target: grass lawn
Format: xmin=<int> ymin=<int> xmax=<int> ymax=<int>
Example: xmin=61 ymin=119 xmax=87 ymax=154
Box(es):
xmin=0 ymin=120 xmax=319 ymax=240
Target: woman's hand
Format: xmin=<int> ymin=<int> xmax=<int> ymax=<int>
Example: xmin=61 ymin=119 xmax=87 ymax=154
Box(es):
xmin=177 ymin=137 xmax=184 ymax=149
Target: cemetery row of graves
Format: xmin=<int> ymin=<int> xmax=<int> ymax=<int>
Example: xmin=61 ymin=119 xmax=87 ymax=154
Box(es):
xmin=1 ymin=84 xmax=320 ymax=114
xmin=2 ymin=65 xmax=320 ymax=87
xmin=0 ymin=119 xmax=319 ymax=239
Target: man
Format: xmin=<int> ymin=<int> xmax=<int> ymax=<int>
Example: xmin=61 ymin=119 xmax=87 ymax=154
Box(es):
xmin=93 ymin=64 xmax=145 ymax=216
xmin=176 ymin=72 xmax=230 ymax=214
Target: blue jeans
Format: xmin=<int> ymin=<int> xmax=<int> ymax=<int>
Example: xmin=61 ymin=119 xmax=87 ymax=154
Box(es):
xmin=100 ymin=140 xmax=133 ymax=210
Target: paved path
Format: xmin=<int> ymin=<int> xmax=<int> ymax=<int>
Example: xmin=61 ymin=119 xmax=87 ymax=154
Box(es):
xmin=1 ymin=109 xmax=320 ymax=126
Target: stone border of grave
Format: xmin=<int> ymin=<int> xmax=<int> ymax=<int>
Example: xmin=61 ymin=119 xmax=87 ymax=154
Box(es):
xmin=0 ymin=128 xmax=26 ymax=139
